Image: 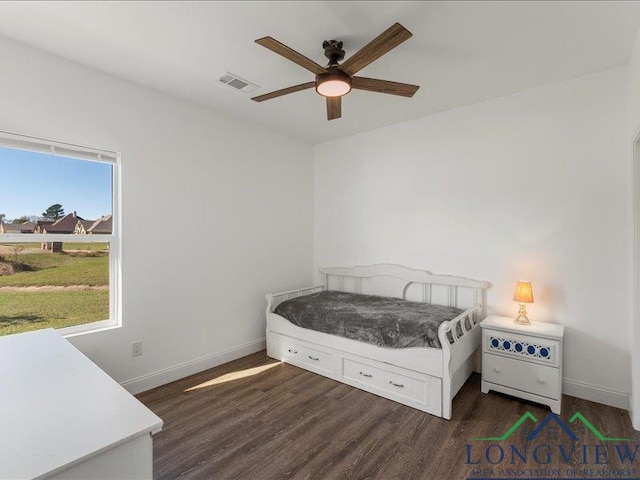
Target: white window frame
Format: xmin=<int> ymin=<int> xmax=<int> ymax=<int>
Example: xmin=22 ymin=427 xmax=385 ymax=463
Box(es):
xmin=0 ymin=131 xmax=121 ymax=337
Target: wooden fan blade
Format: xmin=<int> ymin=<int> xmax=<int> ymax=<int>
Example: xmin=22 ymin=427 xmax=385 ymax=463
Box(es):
xmin=251 ymin=82 xmax=315 ymax=102
xmin=256 ymin=37 xmax=328 ymax=75
xmin=340 ymin=23 xmax=412 ymax=76
xmin=326 ymin=96 xmax=341 ymax=120
xmin=352 ymin=76 xmax=420 ymax=97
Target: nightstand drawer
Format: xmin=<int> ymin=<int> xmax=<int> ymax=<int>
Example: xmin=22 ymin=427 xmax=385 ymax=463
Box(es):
xmin=483 ymin=354 xmax=560 ymax=400
xmin=483 ymin=328 xmax=560 ymax=367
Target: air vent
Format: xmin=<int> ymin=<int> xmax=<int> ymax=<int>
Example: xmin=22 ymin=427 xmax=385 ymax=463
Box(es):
xmin=216 ymin=72 xmax=260 ymax=94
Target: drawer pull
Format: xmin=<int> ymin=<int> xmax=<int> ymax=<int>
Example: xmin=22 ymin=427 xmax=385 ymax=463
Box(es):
xmin=389 ymin=381 xmax=405 ymax=388
xmin=308 ymin=355 xmax=319 ymax=361
xmin=493 ymin=366 xmax=501 ymax=374
xmin=359 ymin=371 xmax=373 ymax=378
xmin=288 ymin=348 xmax=298 ymax=354
xmin=537 ymin=378 xmax=546 ymax=384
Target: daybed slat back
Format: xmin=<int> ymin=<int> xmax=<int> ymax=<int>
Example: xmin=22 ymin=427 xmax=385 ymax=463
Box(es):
xmin=320 ymin=264 xmax=487 ymax=288
xmin=267 ymin=285 xmax=325 ymax=310
xmin=320 ymin=264 xmax=489 ymax=311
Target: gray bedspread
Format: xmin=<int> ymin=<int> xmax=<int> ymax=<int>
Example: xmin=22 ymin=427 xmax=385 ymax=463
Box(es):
xmin=274 ymin=290 xmax=463 ymax=349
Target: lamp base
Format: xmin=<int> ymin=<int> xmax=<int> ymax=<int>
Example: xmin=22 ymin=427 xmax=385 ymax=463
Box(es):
xmin=514 ymin=303 xmax=531 ymax=325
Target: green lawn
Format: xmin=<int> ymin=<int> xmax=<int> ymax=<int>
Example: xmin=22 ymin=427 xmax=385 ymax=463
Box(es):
xmin=62 ymin=242 xmax=109 ymax=251
xmin=0 ymin=290 xmax=109 ymax=336
xmin=0 ymin=247 xmax=110 ymax=336
xmin=0 ymin=242 xmax=107 ymax=251
xmin=2 ymin=242 xmax=40 ymax=249
xmin=0 ymin=252 xmax=108 ymax=286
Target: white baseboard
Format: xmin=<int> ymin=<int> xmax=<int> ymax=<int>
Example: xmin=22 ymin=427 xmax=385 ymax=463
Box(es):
xmin=121 ymin=337 xmax=266 ymax=395
xmin=563 ymin=378 xmax=629 ymax=411
xmin=631 ymin=408 xmax=639 ymax=431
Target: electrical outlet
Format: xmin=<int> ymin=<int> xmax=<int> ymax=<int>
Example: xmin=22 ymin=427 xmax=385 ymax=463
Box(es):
xmin=132 ymin=341 xmax=143 ymax=357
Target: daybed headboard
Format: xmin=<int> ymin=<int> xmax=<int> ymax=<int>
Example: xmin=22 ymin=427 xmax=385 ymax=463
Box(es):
xmin=320 ymin=264 xmax=489 ymax=315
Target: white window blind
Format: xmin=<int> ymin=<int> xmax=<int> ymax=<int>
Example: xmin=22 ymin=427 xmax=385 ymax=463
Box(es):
xmin=0 ymin=131 xmax=118 ymax=164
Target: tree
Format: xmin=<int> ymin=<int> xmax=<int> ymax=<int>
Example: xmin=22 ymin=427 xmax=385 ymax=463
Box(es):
xmin=0 ymin=213 xmax=5 ymax=224
xmin=11 ymin=216 xmax=30 ymax=224
xmin=42 ymin=204 xmax=65 ymax=220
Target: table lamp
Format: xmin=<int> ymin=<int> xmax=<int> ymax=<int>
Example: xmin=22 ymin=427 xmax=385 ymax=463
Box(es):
xmin=513 ymin=280 xmax=534 ymax=325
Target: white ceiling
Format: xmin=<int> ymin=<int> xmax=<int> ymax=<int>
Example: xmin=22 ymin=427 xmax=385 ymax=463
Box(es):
xmin=0 ymin=1 xmax=639 ymax=144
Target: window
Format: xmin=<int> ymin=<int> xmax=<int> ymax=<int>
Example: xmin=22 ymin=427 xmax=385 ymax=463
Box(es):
xmin=0 ymin=131 xmax=120 ymax=337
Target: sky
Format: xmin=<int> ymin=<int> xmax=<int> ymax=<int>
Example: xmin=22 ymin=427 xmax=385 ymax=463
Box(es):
xmin=0 ymin=146 xmax=112 ymax=221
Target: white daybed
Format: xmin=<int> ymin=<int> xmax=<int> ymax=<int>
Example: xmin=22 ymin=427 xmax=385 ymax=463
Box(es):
xmin=265 ymin=264 xmax=489 ymax=419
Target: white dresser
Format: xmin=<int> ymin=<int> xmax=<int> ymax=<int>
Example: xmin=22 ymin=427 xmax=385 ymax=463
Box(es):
xmin=0 ymin=329 xmax=163 ymax=480
xmin=480 ymin=315 xmax=564 ymax=414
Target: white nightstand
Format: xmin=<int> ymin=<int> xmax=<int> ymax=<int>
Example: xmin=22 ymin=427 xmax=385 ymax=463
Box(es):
xmin=480 ymin=315 xmax=564 ymax=414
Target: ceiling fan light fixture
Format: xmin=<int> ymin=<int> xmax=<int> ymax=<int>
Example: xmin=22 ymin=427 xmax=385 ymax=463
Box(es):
xmin=253 ymin=23 xmax=419 ymax=119
xmin=316 ymin=73 xmax=351 ymax=97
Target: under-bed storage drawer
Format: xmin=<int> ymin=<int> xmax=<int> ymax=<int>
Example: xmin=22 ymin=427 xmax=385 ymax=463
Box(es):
xmin=342 ymin=358 xmax=429 ymax=406
xmin=278 ymin=336 xmax=335 ymax=376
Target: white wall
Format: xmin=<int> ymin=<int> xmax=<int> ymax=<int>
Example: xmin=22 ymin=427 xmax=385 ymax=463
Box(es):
xmin=628 ymin=30 xmax=640 ymax=426
xmin=0 ymin=36 xmax=314 ymax=391
xmin=315 ymin=67 xmax=630 ymax=406
xmin=1 ymin=29 xmax=633 ymax=409
xmin=629 ymin=32 xmax=640 ymax=137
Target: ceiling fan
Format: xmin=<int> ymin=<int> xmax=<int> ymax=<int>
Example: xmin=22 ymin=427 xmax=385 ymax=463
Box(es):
xmin=252 ymin=22 xmax=420 ymax=121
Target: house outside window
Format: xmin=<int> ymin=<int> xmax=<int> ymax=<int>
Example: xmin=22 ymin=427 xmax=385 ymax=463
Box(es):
xmin=0 ymin=132 xmax=120 ymax=337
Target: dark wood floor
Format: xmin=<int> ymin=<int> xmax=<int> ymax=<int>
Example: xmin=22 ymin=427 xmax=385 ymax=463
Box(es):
xmin=137 ymin=351 xmax=638 ymax=480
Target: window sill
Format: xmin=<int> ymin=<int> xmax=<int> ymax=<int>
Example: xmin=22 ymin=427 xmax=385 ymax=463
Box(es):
xmin=61 ymin=319 xmax=120 ymax=338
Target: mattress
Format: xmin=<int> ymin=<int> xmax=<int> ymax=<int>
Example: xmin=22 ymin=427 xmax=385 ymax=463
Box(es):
xmin=273 ymin=290 xmax=464 ymax=349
